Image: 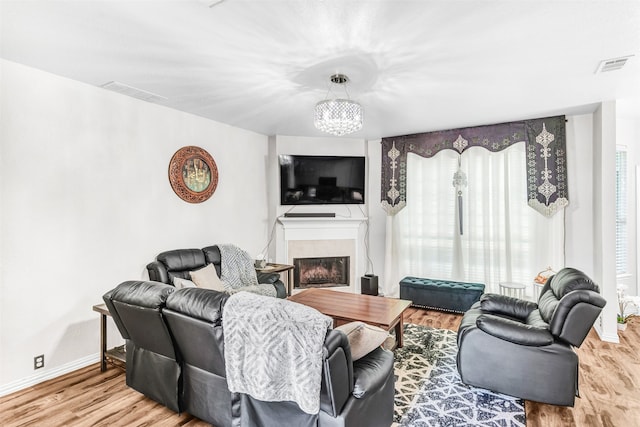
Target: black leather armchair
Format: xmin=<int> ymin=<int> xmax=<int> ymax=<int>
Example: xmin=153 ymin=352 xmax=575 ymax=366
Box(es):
xmin=146 ymin=245 xmax=286 ymax=298
xmin=456 ymin=267 xmax=606 ymax=406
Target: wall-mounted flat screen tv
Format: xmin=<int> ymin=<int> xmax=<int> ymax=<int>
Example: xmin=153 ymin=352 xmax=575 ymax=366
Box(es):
xmin=279 ymin=155 xmax=366 ymax=205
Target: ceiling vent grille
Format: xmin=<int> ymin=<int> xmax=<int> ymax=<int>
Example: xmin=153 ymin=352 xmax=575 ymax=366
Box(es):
xmin=196 ymin=0 xmax=226 ymax=7
xmin=595 ymin=55 xmax=634 ymax=73
xmin=99 ymin=81 xmax=167 ymax=103
xmin=208 ymin=0 xmax=226 ymax=7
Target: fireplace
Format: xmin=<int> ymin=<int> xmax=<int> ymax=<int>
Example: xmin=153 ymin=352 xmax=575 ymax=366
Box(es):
xmin=279 ymin=218 xmax=366 ymax=294
xmin=293 ymin=256 xmax=350 ymax=289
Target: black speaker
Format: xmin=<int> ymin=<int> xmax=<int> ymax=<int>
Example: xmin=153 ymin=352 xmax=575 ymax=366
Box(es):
xmin=361 ymin=274 xmax=379 ymax=296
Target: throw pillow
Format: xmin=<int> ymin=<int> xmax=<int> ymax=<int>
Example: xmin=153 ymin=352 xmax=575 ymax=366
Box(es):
xmin=190 ymin=263 xmax=226 ymax=292
xmin=335 ymin=321 xmax=390 ymax=361
xmin=173 ymin=277 xmax=197 ymax=289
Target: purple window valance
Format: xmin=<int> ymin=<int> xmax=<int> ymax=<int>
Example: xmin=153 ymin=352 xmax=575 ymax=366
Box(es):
xmin=380 ymin=115 xmax=568 ymax=217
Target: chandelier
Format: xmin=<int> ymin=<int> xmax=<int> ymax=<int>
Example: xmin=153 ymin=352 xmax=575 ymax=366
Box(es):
xmin=314 ymin=74 xmax=363 ymax=136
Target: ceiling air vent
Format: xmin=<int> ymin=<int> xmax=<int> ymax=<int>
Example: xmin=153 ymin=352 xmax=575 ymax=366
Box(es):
xmin=99 ymin=81 xmax=167 ymax=103
xmin=196 ymin=0 xmax=226 ymax=7
xmin=595 ymin=55 xmax=634 ymax=73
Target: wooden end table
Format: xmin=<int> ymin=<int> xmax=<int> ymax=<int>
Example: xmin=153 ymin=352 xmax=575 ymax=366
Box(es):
xmin=256 ymin=263 xmax=295 ymax=296
xmin=288 ymin=288 xmax=412 ymax=348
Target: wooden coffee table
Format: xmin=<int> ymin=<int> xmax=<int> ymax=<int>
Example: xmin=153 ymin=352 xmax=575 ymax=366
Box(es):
xmin=288 ymin=288 xmax=412 ymax=348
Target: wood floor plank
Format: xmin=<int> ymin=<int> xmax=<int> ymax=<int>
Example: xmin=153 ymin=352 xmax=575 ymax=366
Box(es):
xmin=1 ymin=308 xmax=638 ymax=426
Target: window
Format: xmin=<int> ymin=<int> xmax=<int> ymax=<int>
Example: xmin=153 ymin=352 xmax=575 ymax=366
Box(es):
xmin=393 ymin=144 xmax=564 ymax=292
xmin=616 ymin=147 xmax=628 ymax=275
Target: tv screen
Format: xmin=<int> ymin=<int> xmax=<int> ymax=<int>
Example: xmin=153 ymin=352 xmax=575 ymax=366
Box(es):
xmin=279 ymin=155 xmax=365 ymax=205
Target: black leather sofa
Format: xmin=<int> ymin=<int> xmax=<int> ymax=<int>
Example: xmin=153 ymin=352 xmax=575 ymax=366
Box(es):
xmin=103 ymin=280 xmax=395 ymax=427
xmin=456 ymin=267 xmax=606 ymax=406
xmin=146 ymin=245 xmax=287 ymax=298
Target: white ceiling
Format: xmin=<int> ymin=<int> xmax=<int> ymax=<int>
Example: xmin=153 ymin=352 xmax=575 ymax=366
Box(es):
xmin=2 ymin=0 xmax=639 ymax=139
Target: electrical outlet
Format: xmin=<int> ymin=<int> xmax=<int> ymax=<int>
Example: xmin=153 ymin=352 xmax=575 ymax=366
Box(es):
xmin=34 ymin=354 xmax=44 ymax=370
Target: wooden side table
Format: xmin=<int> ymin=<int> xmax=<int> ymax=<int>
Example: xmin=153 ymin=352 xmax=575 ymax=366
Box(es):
xmin=93 ymin=304 xmax=126 ymax=372
xmin=256 ymin=263 xmax=295 ymax=296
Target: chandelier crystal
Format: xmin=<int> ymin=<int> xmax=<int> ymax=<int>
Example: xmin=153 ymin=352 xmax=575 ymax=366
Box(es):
xmin=314 ymin=74 xmax=363 ymax=136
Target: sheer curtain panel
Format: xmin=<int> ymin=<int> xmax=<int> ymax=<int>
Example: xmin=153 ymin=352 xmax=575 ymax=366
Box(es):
xmin=383 ymin=143 xmax=564 ymax=297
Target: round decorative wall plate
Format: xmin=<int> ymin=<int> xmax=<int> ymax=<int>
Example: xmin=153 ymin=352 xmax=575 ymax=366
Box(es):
xmin=168 ymin=146 xmax=218 ymax=203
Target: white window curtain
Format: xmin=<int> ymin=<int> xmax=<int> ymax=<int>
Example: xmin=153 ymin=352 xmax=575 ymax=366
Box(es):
xmin=383 ymin=143 xmax=565 ymax=298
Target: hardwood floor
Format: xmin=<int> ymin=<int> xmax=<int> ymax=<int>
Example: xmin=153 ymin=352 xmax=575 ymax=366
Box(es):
xmin=1 ymin=308 xmax=638 ymax=426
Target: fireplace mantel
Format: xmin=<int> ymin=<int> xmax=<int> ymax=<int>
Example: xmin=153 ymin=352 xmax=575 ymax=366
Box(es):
xmin=276 ymin=216 xmax=367 ymax=293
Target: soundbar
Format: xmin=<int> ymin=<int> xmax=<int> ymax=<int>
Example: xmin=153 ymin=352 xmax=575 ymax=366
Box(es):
xmin=284 ymin=212 xmax=336 ymax=218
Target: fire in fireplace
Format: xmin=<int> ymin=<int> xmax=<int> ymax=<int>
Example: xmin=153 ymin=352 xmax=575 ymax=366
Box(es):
xmin=293 ymin=256 xmax=350 ymax=289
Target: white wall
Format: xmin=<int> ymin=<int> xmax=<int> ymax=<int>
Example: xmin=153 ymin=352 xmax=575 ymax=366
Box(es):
xmin=563 ymin=110 xmax=620 ymax=342
xmin=0 ymin=60 xmax=270 ymax=394
xmin=365 ymin=139 xmax=385 ymax=280
xmin=590 ymin=102 xmax=619 ymax=342
xmin=565 ymin=114 xmax=595 ymax=272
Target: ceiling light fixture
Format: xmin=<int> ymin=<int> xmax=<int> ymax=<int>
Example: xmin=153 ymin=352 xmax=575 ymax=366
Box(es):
xmin=314 ymin=74 xmax=363 ymax=136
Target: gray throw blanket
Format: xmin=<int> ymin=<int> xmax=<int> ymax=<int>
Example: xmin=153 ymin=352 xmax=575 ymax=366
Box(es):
xmin=223 ymin=292 xmax=333 ymax=414
xmin=219 ymin=243 xmax=276 ymax=297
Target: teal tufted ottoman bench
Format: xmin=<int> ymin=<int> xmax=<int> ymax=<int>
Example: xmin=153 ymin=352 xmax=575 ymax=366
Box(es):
xmin=399 ymin=277 xmax=485 ymax=313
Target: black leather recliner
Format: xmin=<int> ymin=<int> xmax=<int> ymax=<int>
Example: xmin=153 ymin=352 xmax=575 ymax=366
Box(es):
xmin=146 ymin=245 xmax=287 ymax=298
xmin=102 ymin=281 xmax=181 ymax=412
xmin=163 ymin=287 xmax=234 ymax=427
xmin=456 ymin=267 xmax=606 ymax=406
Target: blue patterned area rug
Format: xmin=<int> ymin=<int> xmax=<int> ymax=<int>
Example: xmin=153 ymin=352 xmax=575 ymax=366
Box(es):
xmin=393 ymin=324 xmax=526 ymax=426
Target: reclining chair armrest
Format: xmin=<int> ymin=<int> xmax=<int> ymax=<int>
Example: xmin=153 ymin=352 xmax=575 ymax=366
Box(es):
xmin=256 ymin=272 xmax=279 ymax=284
xmin=321 ymin=330 xmax=353 ymax=417
xmin=480 ymin=293 xmax=538 ymax=320
xmin=147 ymin=261 xmax=170 ymax=284
xmin=476 ymin=314 xmax=554 ymax=346
xmin=352 ymin=347 xmax=394 ymax=398
xmin=256 ymin=272 xmax=286 ymax=298
xmin=273 ymin=281 xmax=287 ymax=298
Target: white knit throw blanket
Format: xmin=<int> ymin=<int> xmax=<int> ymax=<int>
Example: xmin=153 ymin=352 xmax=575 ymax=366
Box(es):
xmin=219 ymin=243 xmax=260 ymax=289
xmin=219 ymin=244 xmax=276 ymax=297
xmin=223 ymin=292 xmax=333 ymax=414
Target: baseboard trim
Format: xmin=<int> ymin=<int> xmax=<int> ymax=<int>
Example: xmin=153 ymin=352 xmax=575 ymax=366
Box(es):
xmin=594 ymin=324 xmax=619 ymax=344
xmin=0 ymin=353 xmax=100 ymax=397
